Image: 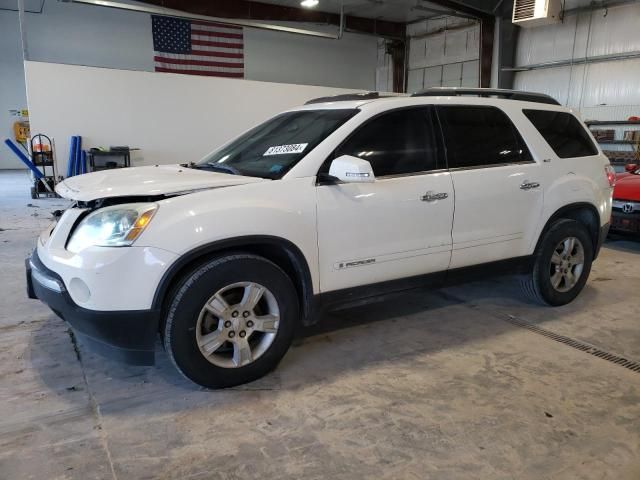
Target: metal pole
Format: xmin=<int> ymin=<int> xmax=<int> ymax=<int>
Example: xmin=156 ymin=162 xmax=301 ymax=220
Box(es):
xmin=17 ymin=0 xmax=29 ymax=60
xmin=501 ymin=50 xmax=640 ymax=71
xmin=338 ymin=0 xmax=344 ymax=39
xmin=562 ymin=0 xmax=639 ymax=17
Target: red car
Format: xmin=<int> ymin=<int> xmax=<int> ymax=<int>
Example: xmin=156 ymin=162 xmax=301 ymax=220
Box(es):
xmin=611 ymin=163 xmax=640 ymax=234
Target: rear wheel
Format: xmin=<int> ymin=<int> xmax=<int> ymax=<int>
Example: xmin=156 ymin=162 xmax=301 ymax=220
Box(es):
xmin=164 ymin=254 xmax=298 ymax=388
xmin=522 ymin=219 xmax=593 ymax=306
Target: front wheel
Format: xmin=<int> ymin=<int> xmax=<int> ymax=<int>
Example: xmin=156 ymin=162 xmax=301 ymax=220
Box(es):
xmin=164 ymin=254 xmax=298 ymax=388
xmin=522 ymin=219 xmax=594 ymax=306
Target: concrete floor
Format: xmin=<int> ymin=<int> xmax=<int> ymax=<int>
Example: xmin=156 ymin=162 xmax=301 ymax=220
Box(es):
xmin=1 ymin=169 xmax=639 ymax=480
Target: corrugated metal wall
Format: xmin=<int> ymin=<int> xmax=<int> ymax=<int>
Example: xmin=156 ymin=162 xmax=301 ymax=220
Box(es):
xmin=406 ymin=17 xmax=480 ymax=93
xmin=513 ymin=2 xmax=640 ymax=122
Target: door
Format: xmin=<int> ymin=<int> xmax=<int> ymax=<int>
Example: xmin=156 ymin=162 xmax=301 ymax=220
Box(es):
xmin=316 ymin=107 xmax=454 ymax=292
xmin=437 ymin=105 xmax=544 ymax=269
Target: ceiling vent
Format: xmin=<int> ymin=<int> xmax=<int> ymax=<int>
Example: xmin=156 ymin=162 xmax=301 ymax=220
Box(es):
xmin=512 ymin=0 xmax=561 ymax=28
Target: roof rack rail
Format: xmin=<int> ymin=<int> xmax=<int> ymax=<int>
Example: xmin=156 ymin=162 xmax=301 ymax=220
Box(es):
xmin=305 ymin=91 xmax=391 ymax=105
xmin=411 ymin=87 xmax=560 ymax=106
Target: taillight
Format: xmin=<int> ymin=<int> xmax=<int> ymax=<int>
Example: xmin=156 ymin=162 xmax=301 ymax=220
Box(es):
xmin=605 ymin=165 xmax=616 ymax=187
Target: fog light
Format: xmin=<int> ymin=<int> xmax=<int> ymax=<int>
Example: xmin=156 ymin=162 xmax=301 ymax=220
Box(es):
xmin=69 ymin=277 xmax=91 ymax=303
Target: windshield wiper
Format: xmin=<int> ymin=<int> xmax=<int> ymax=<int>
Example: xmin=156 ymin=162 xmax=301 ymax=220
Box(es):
xmin=190 ymin=162 xmax=272 ymax=179
xmin=197 ymin=163 xmax=242 ymax=175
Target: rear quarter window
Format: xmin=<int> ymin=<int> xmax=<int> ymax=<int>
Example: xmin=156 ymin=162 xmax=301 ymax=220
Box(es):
xmin=523 ymin=109 xmax=598 ymax=159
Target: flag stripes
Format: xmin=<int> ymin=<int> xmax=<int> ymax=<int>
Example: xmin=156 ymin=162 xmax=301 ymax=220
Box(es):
xmin=152 ymin=15 xmax=244 ymax=78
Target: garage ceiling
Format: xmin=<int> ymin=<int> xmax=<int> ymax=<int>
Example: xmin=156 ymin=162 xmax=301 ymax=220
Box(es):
xmin=0 ymin=0 xmax=615 ymax=19
xmin=562 ymin=0 xmax=608 ymax=8
xmin=257 ymin=0 xmax=626 ymax=22
xmin=255 ymin=0 xmax=499 ymax=22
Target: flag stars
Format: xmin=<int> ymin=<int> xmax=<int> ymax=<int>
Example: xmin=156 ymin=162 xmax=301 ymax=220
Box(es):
xmin=152 ymin=15 xmax=244 ymax=78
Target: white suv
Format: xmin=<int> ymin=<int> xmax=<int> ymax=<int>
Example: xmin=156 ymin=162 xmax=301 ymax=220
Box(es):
xmin=27 ymin=88 xmax=614 ymax=388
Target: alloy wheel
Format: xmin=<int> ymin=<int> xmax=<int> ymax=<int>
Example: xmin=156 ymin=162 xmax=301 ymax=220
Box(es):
xmin=549 ymin=236 xmax=585 ymax=293
xmin=195 ymin=282 xmax=280 ymax=368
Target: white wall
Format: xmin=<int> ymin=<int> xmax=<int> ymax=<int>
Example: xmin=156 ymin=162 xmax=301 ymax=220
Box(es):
xmin=406 ymin=17 xmax=480 ymax=94
xmin=513 ymin=2 xmax=640 ymax=122
xmin=0 ymin=1 xmax=378 ymax=169
xmin=16 ymin=1 xmax=155 ymax=70
xmin=25 ymin=61 xmax=364 ymax=173
xmin=0 ymin=11 xmax=28 ymax=169
xmin=244 ymin=26 xmax=377 ymax=90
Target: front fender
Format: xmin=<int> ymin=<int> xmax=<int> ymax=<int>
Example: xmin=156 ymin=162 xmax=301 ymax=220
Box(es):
xmin=136 ymin=177 xmax=320 ymax=293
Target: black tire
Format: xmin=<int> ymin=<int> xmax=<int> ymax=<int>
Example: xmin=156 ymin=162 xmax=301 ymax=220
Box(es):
xmin=30 ymin=186 xmax=37 ymax=199
xmin=164 ymin=254 xmax=298 ymax=389
xmin=522 ymin=219 xmax=594 ymax=306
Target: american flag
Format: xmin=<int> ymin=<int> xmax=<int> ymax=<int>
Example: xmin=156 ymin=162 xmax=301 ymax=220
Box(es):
xmin=151 ymin=15 xmax=244 ymax=78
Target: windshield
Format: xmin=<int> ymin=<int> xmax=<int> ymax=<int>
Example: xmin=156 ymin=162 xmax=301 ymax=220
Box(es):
xmin=198 ymin=109 xmax=359 ymax=179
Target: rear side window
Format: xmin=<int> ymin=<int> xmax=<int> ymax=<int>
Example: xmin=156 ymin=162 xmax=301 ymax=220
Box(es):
xmin=334 ymin=107 xmax=440 ymax=177
xmin=437 ymin=106 xmax=533 ymax=169
xmin=523 ymin=110 xmax=598 ymax=158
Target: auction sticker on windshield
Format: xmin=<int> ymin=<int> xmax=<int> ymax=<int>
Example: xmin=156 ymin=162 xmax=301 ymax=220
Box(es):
xmin=263 ymin=143 xmax=308 ymax=156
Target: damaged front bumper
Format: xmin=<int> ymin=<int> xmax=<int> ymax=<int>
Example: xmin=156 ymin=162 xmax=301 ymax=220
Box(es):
xmin=26 ymin=249 xmax=160 ymax=365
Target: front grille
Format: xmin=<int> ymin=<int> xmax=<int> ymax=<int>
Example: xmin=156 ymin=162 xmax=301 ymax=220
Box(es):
xmin=612 ymin=208 xmax=640 ymax=215
xmin=612 ymin=199 xmax=640 ymax=214
xmin=610 ymin=213 xmax=640 ymax=232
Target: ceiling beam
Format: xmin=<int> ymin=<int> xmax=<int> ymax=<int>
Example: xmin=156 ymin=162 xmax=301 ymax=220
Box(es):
xmin=423 ymin=0 xmax=494 ymax=20
xmin=139 ymin=0 xmax=406 ymax=39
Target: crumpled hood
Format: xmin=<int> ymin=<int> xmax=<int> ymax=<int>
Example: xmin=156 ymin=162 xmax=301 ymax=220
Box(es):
xmin=55 ymin=164 xmax=267 ymax=201
xmin=613 ymin=172 xmax=640 ymax=202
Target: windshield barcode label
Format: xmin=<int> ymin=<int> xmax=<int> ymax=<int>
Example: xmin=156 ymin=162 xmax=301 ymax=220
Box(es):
xmin=263 ymin=143 xmax=308 ymax=156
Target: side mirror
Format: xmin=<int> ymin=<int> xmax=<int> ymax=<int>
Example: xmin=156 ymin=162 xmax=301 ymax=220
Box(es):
xmin=625 ymin=163 xmax=638 ymax=172
xmin=328 ymin=155 xmax=375 ymax=183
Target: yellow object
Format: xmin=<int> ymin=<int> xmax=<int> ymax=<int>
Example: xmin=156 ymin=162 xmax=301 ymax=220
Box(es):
xmin=13 ymin=121 xmax=30 ymax=143
xmin=125 ymin=209 xmax=157 ymax=241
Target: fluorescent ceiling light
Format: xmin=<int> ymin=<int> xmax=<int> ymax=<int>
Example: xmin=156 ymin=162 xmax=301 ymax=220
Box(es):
xmin=300 ymin=0 xmax=319 ymax=7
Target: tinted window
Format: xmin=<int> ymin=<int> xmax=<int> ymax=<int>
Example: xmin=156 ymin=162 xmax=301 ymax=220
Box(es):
xmin=199 ymin=109 xmax=358 ymax=179
xmin=523 ymin=109 xmax=598 ymax=158
xmin=334 ymin=107 xmax=440 ymax=177
xmin=438 ymin=106 xmax=533 ymax=169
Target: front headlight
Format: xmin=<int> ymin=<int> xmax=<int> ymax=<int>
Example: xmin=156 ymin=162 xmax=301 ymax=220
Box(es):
xmin=67 ymin=203 xmax=158 ymax=253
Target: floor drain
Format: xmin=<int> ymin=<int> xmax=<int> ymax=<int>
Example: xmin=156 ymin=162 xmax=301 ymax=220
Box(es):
xmin=503 ymin=315 xmax=640 ymax=374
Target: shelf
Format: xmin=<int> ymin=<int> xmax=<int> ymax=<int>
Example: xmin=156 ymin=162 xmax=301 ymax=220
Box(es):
xmin=586 ymin=120 xmax=640 ymax=126
xmin=596 ymin=140 xmax=637 ymax=145
xmin=608 ymin=158 xmax=639 ymax=165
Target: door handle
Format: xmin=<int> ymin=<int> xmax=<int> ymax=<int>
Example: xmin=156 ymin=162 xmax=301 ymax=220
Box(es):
xmin=520 ymin=181 xmax=540 ymax=190
xmin=421 ymin=191 xmax=448 ymax=202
